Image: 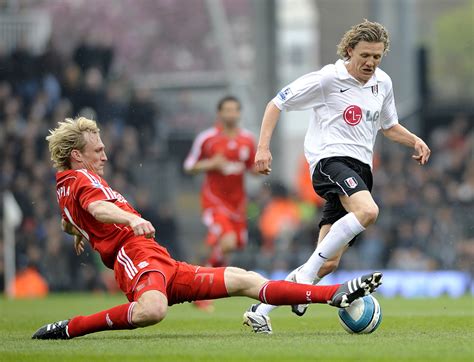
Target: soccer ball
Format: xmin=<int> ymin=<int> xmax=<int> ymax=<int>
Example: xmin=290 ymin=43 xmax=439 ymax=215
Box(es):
xmin=338 ymin=295 xmax=382 ymax=334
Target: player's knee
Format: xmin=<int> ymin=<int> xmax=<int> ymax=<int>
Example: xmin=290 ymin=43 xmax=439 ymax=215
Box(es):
xmin=358 ymin=203 xmax=379 ymax=225
xmin=139 ymin=303 xmax=167 ymax=326
xmin=365 ymin=204 xmax=379 ymax=224
xmin=146 ymin=303 xmax=167 ymax=324
xmin=243 ymin=270 xmax=267 ymax=294
xmin=224 ymin=267 xmax=266 ymax=295
xmin=245 ymin=270 xmax=265 ymax=282
xmin=133 ymin=291 xmax=168 ymax=327
xmin=219 ymin=233 xmax=238 ymax=253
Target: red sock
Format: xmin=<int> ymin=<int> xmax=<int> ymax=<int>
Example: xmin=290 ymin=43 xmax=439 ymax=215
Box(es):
xmin=67 ymin=302 xmax=137 ymax=338
xmin=258 ymin=281 xmax=341 ymax=305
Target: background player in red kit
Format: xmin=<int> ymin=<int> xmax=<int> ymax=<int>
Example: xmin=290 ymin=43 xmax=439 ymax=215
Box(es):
xmin=184 ymin=96 xmax=256 ymax=269
xmin=32 ymin=116 xmax=382 ymax=339
xmin=184 ymin=96 xmax=256 ymax=311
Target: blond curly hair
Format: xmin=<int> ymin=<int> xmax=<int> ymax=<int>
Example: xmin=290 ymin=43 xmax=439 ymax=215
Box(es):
xmin=337 ymin=20 xmax=390 ymax=60
xmin=46 ymin=117 xmax=100 ymax=171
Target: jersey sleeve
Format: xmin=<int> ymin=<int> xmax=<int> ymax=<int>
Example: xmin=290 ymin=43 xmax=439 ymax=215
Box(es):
xmin=272 ymin=71 xmax=324 ymax=111
xmin=73 ymin=171 xmax=117 ymax=211
xmin=380 ymin=78 xmax=399 ymax=130
xmin=183 ymin=131 xmax=208 ymax=171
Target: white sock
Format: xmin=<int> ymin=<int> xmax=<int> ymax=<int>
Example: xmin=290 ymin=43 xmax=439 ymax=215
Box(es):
xmin=255 ymin=267 xmax=325 ymax=316
xmin=254 ymin=213 xmax=362 ymax=318
xmin=255 ymin=303 xmax=277 ymax=316
xmin=297 ymin=212 xmax=365 ymax=282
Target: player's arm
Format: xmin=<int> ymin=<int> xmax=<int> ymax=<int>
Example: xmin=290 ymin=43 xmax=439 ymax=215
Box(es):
xmin=87 ymin=200 xmax=155 ymax=238
xmin=382 ymin=123 xmax=431 ymax=165
xmin=60 ymin=220 xmax=85 ymax=255
xmin=255 ymin=101 xmax=281 ymax=175
xmin=184 ymin=153 xmax=227 ymax=175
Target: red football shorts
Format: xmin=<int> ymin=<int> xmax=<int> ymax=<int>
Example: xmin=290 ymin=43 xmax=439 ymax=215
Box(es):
xmin=202 ymin=209 xmax=248 ymax=248
xmin=114 ymin=237 xmax=229 ymax=304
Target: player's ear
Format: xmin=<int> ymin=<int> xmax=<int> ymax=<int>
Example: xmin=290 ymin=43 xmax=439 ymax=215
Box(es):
xmin=347 ymin=47 xmax=354 ymax=59
xmin=71 ymin=149 xmax=82 ymax=163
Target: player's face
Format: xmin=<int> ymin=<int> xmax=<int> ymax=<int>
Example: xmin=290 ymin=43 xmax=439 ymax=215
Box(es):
xmin=218 ymin=100 xmax=241 ymax=128
xmin=79 ymin=132 xmax=108 ymax=176
xmin=346 ymin=41 xmax=384 ymax=84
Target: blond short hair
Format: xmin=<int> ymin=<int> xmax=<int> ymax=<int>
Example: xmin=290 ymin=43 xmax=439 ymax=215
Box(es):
xmin=46 ymin=117 xmax=100 ymax=171
xmin=337 ymin=20 xmax=390 ymax=60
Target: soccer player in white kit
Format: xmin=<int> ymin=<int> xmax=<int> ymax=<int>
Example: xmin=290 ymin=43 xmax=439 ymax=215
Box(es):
xmin=243 ymin=20 xmax=431 ymax=334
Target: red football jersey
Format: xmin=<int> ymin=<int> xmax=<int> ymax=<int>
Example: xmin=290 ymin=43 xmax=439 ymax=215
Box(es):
xmin=56 ymin=168 xmax=141 ymax=269
xmin=184 ymin=124 xmax=256 ymax=221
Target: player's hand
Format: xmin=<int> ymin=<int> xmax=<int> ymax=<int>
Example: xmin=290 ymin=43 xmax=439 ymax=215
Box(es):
xmin=254 ymin=147 xmax=272 ymax=175
xmin=74 ymin=235 xmax=85 ymax=256
xmin=62 ymin=219 xmax=82 ymax=236
xmin=210 ymin=153 xmax=228 ymax=172
xmin=129 ymin=216 xmax=156 ymax=238
xmin=412 ymin=138 xmax=431 ymax=165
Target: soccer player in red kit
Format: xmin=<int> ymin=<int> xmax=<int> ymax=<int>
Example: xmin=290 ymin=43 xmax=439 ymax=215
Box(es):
xmin=184 ymin=96 xmax=256 ymax=269
xmin=32 ymin=117 xmax=382 ymax=339
xmin=184 ymin=96 xmax=256 ymax=311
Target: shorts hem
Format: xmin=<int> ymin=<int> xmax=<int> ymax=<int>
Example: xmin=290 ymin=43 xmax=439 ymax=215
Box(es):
xmin=131 ymin=269 xmax=167 ymax=297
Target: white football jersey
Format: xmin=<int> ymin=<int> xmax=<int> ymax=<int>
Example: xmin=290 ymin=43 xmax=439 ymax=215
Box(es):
xmin=272 ymin=59 xmax=398 ymax=173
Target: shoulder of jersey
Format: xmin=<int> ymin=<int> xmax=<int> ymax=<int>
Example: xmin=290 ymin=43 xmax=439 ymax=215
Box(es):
xmin=74 ymin=168 xmax=102 ymax=183
xmin=374 ymin=66 xmax=392 ymax=84
xmin=299 ymin=65 xmax=335 ymax=80
xmin=321 ymin=63 xmax=337 ymax=74
xmin=318 ymin=63 xmax=339 ymax=82
xmin=74 ymin=168 xmax=93 ymax=177
xmin=57 ymin=169 xmax=78 ymax=185
xmin=57 ymin=169 xmax=91 ymax=189
xmin=239 ymin=128 xmax=256 ymax=140
xmin=196 ymin=126 xmax=220 ymax=140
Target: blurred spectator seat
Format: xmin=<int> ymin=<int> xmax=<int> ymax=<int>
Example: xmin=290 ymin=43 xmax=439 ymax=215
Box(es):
xmin=0 ymin=10 xmax=51 ymax=54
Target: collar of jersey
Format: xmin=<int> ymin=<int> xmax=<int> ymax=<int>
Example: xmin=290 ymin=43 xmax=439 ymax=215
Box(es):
xmin=215 ymin=122 xmax=241 ymax=135
xmin=335 ymin=59 xmax=378 ymax=88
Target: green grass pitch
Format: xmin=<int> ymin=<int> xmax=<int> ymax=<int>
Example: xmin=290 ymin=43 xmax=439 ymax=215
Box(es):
xmin=1 ymin=293 xmax=473 ymax=361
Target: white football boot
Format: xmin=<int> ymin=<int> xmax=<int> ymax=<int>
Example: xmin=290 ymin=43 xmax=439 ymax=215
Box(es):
xmin=243 ymin=304 xmax=273 ymax=334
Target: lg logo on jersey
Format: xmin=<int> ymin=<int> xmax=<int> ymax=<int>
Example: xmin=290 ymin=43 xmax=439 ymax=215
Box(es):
xmin=343 ymin=105 xmax=362 ymax=126
xmin=343 ymin=105 xmax=380 ymax=126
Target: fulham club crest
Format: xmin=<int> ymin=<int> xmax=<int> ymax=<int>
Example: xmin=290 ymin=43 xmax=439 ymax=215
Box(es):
xmin=344 ymin=177 xmax=358 ymax=189
xmin=371 ymin=85 xmax=379 ymax=96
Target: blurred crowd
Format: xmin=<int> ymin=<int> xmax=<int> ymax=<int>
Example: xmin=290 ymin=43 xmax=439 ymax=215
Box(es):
xmin=0 ymin=38 xmax=472 ymax=296
xmin=0 ymin=39 xmax=179 ymax=294
xmin=33 ymin=0 xmax=254 ymax=76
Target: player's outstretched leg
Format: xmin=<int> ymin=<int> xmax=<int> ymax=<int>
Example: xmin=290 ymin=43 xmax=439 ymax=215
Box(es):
xmin=31 ymin=301 xmax=137 ymax=340
xmin=32 ymin=290 xmax=168 ymax=340
xmin=32 ymin=320 xmax=71 ymax=340
xmin=243 ymin=271 xmax=383 ymax=334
